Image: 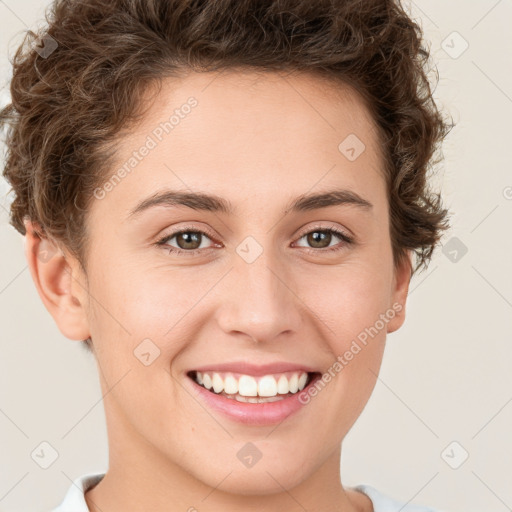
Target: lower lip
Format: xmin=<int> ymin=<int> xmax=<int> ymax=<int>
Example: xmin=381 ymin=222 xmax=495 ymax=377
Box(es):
xmin=187 ymin=373 xmax=321 ymax=426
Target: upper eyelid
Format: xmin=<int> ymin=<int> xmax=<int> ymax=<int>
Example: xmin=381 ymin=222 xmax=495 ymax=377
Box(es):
xmin=296 ymin=222 xmax=350 ymax=237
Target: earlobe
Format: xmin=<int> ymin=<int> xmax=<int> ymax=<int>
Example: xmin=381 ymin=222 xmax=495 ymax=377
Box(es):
xmin=386 ymin=250 xmax=412 ymax=334
xmin=23 ymin=219 xmax=90 ymax=341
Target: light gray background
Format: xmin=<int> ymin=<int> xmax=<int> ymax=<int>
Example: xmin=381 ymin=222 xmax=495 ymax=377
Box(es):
xmin=1 ymin=1 xmax=511 ymax=511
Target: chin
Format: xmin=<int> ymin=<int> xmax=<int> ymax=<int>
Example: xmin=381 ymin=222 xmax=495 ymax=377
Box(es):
xmin=209 ymin=468 xmax=306 ymax=496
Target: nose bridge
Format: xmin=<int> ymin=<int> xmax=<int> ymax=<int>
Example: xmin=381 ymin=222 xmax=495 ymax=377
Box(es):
xmin=216 ymin=239 xmax=302 ymax=342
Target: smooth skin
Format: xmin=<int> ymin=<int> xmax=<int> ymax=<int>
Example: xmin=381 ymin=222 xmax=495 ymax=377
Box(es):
xmin=24 ymin=70 xmax=411 ymax=512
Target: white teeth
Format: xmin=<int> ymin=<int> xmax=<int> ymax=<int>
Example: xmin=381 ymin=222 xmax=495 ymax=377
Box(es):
xmin=238 ymin=375 xmax=258 ymax=396
xmin=224 ymin=375 xmax=238 ymax=394
xmin=192 ymin=370 xmax=311 ymax=398
xmin=277 ymin=375 xmax=289 ymax=394
xmin=258 ymin=375 xmax=277 ymax=397
xmin=288 ymin=373 xmax=299 ymax=393
xmin=234 ymin=394 xmax=284 ymax=403
xmin=298 ymin=372 xmax=308 ymax=390
xmin=202 ymin=373 xmax=212 ymax=390
xmin=212 ymin=373 xmax=224 ymax=393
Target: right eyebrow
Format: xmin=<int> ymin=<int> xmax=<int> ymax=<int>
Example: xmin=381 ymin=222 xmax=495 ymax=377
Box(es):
xmin=127 ymin=190 xmax=233 ymax=220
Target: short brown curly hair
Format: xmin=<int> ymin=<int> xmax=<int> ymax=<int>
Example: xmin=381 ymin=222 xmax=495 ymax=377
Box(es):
xmin=1 ymin=0 xmax=452 ymax=341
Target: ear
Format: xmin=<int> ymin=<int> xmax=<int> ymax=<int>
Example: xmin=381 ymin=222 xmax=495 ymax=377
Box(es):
xmin=386 ymin=249 xmax=412 ymax=334
xmin=23 ymin=218 xmax=90 ymax=341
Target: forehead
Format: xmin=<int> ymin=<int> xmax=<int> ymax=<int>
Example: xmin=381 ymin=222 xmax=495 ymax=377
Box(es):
xmin=91 ymin=69 xmax=386 ymax=220
xmin=139 ymin=69 xmax=381 ymax=151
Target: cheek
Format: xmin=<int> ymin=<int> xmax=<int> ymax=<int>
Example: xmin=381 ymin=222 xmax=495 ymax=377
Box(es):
xmin=89 ymin=258 xmax=198 ymax=338
xmin=86 ymin=262 xmax=210 ymax=408
xmin=305 ymin=263 xmax=393 ymax=340
xmin=302 ymin=263 xmax=393 ymax=406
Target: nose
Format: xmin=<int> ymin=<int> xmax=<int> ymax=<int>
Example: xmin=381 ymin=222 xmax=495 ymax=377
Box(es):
xmin=215 ymin=245 xmax=304 ymax=344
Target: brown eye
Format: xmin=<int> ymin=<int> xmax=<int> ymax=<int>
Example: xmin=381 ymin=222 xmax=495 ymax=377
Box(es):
xmin=294 ymin=226 xmax=354 ymax=254
xmin=156 ymin=228 xmax=217 ymax=255
xmin=175 ymin=231 xmax=203 ymax=250
xmin=306 ymin=230 xmax=333 ymax=249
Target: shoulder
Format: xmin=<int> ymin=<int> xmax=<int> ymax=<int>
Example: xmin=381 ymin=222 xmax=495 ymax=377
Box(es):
xmin=50 ymin=472 xmax=105 ymax=512
xmin=351 ymin=484 xmax=446 ymax=512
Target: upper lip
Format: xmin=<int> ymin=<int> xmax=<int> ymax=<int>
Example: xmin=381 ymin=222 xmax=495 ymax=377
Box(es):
xmin=189 ymin=361 xmax=321 ymax=376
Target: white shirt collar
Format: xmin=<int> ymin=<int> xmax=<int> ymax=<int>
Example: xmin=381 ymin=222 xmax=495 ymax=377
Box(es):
xmin=51 ymin=472 xmax=105 ymax=512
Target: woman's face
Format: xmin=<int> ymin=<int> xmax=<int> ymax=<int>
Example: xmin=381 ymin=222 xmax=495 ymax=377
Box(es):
xmin=55 ymin=71 xmax=410 ymax=493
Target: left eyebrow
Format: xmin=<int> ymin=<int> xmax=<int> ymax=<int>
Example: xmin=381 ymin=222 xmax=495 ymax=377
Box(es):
xmin=288 ymin=188 xmax=373 ymax=213
xmin=126 ymin=187 xmax=373 ymax=220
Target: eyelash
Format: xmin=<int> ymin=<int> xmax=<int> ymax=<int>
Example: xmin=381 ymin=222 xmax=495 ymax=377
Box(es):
xmin=154 ymin=223 xmax=354 ymax=257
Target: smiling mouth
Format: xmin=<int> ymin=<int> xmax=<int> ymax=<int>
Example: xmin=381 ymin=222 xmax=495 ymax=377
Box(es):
xmin=187 ymin=370 xmax=322 ymax=403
